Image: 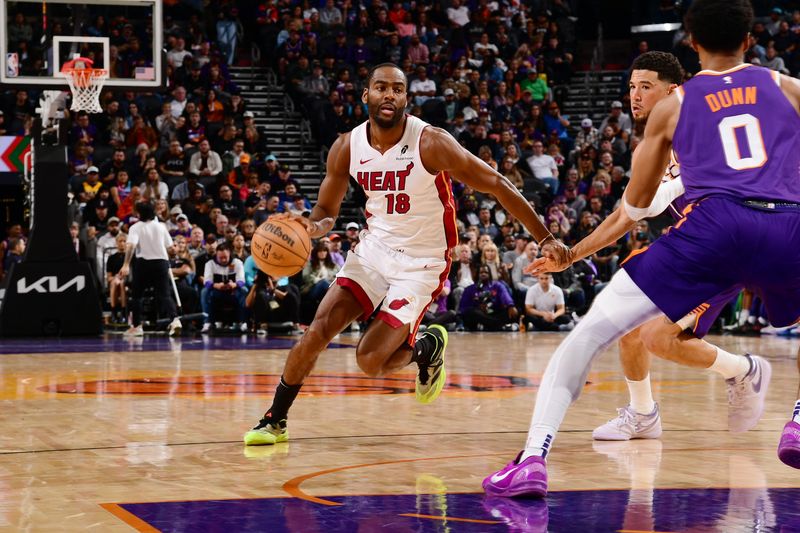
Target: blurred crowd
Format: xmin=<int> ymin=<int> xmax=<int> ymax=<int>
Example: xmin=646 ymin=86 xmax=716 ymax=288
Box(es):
xmin=0 ymin=0 xmax=796 ymax=335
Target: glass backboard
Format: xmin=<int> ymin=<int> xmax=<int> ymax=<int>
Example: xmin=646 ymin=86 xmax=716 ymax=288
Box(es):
xmin=0 ymin=0 xmax=163 ymax=90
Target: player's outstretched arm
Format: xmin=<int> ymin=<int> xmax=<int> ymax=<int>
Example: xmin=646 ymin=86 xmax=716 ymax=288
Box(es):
xmin=274 ymin=133 xmax=352 ymax=238
xmin=530 ymin=176 xmax=687 ymax=274
xmin=420 ymin=126 xmax=561 ymax=253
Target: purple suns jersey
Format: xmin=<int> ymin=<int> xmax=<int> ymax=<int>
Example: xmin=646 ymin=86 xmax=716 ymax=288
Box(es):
xmin=672 ymin=64 xmax=800 ymax=204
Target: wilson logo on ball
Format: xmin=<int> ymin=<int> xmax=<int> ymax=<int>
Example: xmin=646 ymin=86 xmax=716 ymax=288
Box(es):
xmin=263 ymin=223 xmax=296 ymax=247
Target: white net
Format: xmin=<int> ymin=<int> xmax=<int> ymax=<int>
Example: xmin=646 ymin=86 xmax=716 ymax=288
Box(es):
xmin=64 ymin=69 xmax=107 ymax=113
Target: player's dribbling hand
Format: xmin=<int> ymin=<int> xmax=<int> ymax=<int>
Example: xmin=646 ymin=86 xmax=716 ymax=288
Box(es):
xmin=269 ymin=213 xmax=333 ymax=238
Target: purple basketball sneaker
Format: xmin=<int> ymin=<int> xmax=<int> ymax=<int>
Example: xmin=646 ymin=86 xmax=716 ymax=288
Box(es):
xmin=482 ymin=452 xmax=548 ymax=498
xmin=778 ymin=421 xmax=800 ymax=469
xmin=482 ymin=496 xmax=548 ymax=532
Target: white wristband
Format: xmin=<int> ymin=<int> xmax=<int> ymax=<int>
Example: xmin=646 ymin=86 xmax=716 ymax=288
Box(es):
xmin=622 ymin=196 xmax=650 ymax=221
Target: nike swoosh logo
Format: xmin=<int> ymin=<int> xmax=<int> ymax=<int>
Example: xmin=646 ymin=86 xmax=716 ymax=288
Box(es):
xmin=490 ymin=469 xmax=515 ymax=484
xmin=360 ymin=158 xmax=373 ymax=164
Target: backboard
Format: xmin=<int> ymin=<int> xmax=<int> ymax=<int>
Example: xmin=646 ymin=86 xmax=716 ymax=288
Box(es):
xmin=0 ymin=0 xmax=163 ymax=91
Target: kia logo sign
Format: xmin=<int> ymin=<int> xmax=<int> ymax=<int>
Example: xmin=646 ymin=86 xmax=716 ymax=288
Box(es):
xmin=17 ymin=275 xmax=86 ymax=294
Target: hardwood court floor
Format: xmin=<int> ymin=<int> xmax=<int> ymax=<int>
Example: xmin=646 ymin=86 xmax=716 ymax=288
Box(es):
xmin=0 ymin=332 xmax=798 ymax=531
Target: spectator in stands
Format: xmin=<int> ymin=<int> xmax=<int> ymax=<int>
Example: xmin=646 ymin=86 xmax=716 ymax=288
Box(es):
xmin=459 ymin=265 xmax=518 ymax=332
xmin=300 ymin=240 xmax=340 ymax=322
xmin=187 ymin=227 xmax=205 ymax=258
xmin=502 ymin=233 xmax=530 ymax=268
xmin=599 ymin=101 xmax=633 ymax=139
xmin=512 ymin=240 xmax=540 ymax=296
xmin=216 ymin=185 xmax=244 ymax=220
xmin=2 ymin=237 xmax=24 ymax=275
xmin=319 ymin=0 xmax=343 ymax=28
xmin=96 ymin=215 xmax=122 ymax=275
xmin=126 ymin=115 xmax=158 ymax=151
xmin=520 ymin=69 xmax=549 ymax=104
xmin=169 ymin=234 xmax=199 ymax=314
xmin=170 ymin=86 xmax=188 ymax=118
xmin=407 ymin=34 xmax=430 ymax=65
xmin=327 ymin=234 xmax=346 ymax=266
xmin=763 ymin=45 xmax=790 ymax=74
xmin=222 ymin=139 xmax=247 ymax=176
xmin=524 ymin=273 xmax=574 ymax=332
xmin=201 ymin=241 xmax=247 ymax=333
xmin=231 ymin=233 xmax=249 ymax=262
xmin=189 ymin=139 xmax=224 ymax=190
xmin=181 ymin=111 xmax=206 ymax=148
xmin=159 ymin=140 xmax=188 ymax=188
xmin=74 ymin=166 xmax=102 ymax=204
xmin=409 ymin=66 xmax=436 ymax=107
xmin=165 ymin=206 xmax=183 ymax=234
xmin=447 ymin=0 xmax=470 ymax=27
xmin=68 ymin=142 xmax=93 ymax=183
xmin=171 ymin=173 xmax=205 ymax=204
xmin=271 ymin=163 xmax=298 ymax=194
xmin=70 ymin=112 xmax=98 ymax=147
xmin=139 ymin=168 xmax=169 ymax=202
xmin=105 ymin=233 xmax=128 ymax=324
xmin=246 ymin=268 xmax=301 ymax=334
xmin=525 ymin=140 xmax=559 ymax=193
xmin=99 ymin=148 xmax=130 ymax=186
xmin=574 ymin=118 xmax=600 ymax=155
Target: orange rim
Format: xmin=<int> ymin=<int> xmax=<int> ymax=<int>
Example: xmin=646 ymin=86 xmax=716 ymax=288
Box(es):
xmin=65 ymin=68 xmax=107 ymax=88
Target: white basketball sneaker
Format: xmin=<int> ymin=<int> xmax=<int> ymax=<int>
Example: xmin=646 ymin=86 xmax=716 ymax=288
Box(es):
xmin=168 ymin=318 xmax=182 ymax=337
xmin=727 ymin=354 xmax=772 ymax=433
xmin=593 ymin=404 xmax=663 ymax=441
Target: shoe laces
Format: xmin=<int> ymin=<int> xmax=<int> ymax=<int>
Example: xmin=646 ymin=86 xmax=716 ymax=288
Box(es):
xmin=254 ymin=417 xmax=285 ymax=432
xmin=418 ymin=364 xmax=430 ymax=385
xmin=614 ymin=407 xmax=636 ymax=429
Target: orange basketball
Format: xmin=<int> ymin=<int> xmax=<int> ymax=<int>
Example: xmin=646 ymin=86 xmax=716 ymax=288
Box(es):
xmin=251 ymin=218 xmax=311 ymax=278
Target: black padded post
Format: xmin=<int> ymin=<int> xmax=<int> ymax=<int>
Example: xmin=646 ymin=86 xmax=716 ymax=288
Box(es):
xmin=0 ymin=143 xmax=102 ymax=336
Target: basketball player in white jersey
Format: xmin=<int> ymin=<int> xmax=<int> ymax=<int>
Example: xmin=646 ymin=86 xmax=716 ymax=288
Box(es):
xmin=244 ymin=63 xmax=567 ymax=445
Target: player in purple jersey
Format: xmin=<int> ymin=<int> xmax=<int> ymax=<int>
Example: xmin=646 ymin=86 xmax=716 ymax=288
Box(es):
xmin=484 ymin=0 xmax=800 ymax=498
xmin=591 ymin=52 xmax=747 ymax=441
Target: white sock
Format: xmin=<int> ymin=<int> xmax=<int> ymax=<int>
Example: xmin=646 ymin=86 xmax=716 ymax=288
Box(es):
xmin=792 ymin=400 xmax=800 ymax=424
xmin=708 ymin=347 xmax=751 ymax=380
xmin=522 ymin=425 xmax=556 ymax=461
xmin=737 ymin=309 xmax=750 ymax=325
xmin=627 ymin=374 xmax=655 ymax=415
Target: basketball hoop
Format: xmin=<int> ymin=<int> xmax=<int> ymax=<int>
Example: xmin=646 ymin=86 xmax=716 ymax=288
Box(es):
xmin=61 ymin=57 xmax=107 ymax=113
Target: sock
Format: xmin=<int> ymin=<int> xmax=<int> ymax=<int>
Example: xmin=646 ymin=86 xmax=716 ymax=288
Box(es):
xmin=737 ymin=309 xmax=750 ymax=326
xmin=263 ymin=377 xmax=303 ymax=423
xmin=521 ymin=426 xmax=555 ymax=461
xmin=708 ymin=347 xmax=751 ymax=380
xmin=412 ymin=333 xmax=435 ymax=365
xmin=793 ymin=400 xmax=800 ymax=424
xmin=626 ymin=374 xmax=656 ymax=415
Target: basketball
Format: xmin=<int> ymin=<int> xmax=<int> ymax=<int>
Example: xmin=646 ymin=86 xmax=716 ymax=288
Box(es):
xmin=251 ymin=218 xmax=311 ymax=278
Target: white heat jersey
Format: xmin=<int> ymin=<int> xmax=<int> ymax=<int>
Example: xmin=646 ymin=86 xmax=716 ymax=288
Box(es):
xmin=349 ymin=115 xmax=457 ymax=259
xmin=661 ymin=149 xmax=688 ymax=220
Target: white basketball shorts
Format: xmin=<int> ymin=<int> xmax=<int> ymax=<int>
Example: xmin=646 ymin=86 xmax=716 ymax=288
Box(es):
xmin=335 ymin=232 xmax=450 ymax=345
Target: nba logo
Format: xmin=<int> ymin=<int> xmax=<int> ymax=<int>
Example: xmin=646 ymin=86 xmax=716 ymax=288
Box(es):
xmin=6 ymin=53 xmax=18 ymax=78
